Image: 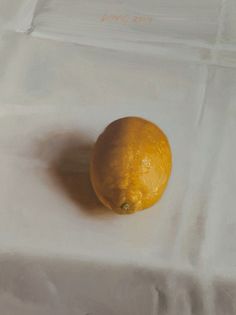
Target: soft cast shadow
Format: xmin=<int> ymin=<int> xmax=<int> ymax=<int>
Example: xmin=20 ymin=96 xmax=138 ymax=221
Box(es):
xmin=38 ymin=131 xmax=114 ymax=218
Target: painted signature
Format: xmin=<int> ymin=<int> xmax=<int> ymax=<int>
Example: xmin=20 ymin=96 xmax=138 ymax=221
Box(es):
xmin=101 ymin=15 xmax=153 ymax=24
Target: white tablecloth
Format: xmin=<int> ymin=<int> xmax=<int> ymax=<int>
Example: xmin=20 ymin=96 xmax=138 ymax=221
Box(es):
xmin=0 ymin=1 xmax=236 ymax=314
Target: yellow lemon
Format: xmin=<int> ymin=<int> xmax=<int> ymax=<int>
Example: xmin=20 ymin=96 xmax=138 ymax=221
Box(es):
xmin=90 ymin=117 xmax=172 ymax=214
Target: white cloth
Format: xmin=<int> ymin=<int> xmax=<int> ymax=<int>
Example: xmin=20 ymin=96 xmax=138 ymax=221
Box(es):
xmin=0 ymin=1 xmax=236 ymax=314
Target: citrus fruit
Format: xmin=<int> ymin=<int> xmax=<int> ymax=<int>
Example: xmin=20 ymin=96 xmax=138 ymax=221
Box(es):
xmin=90 ymin=117 xmax=172 ymax=214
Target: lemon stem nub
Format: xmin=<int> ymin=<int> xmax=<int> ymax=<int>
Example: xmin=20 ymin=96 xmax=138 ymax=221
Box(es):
xmin=121 ymin=202 xmax=130 ymax=211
